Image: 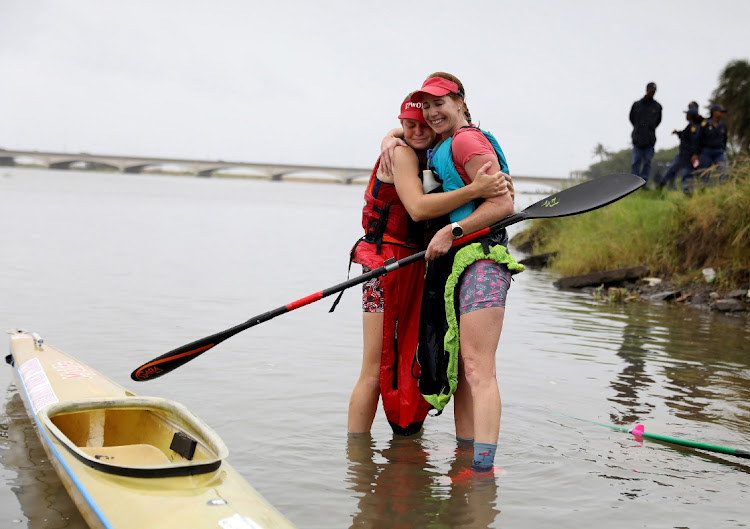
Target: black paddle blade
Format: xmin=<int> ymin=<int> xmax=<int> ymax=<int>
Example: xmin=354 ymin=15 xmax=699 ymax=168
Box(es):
xmin=131 ymin=326 xmax=243 ymax=381
xmin=522 ymin=173 xmax=644 ymax=220
xmin=131 ymin=341 xmax=216 ymax=381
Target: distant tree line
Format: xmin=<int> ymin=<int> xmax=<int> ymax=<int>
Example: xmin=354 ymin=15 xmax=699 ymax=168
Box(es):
xmin=587 ymin=59 xmax=750 ymax=179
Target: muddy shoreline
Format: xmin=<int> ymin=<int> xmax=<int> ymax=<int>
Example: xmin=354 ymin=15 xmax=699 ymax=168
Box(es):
xmin=567 ymin=276 xmax=749 ymax=315
xmin=515 ymin=248 xmax=749 ymax=315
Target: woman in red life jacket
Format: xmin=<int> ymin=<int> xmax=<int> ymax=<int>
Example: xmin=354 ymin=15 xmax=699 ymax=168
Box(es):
xmin=347 ymin=95 xmax=511 ymax=437
xmin=381 ymin=73 xmax=522 ymax=472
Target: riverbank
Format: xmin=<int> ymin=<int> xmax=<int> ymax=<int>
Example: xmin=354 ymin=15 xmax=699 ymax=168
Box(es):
xmin=591 ymin=276 xmax=748 ymax=314
xmin=512 ymin=157 xmax=750 ymax=314
xmin=513 ymin=247 xmax=750 ymax=314
xmin=635 ymin=278 xmax=749 ymax=312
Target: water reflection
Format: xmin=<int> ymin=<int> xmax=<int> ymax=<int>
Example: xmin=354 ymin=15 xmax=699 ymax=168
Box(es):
xmin=436 ymin=443 xmax=501 ymax=529
xmin=346 ymin=433 xmax=435 ymax=528
xmin=653 ymin=308 xmax=750 ymax=428
xmin=1 ymin=388 xmax=86 ymax=528
xmin=603 ymin=303 xmax=750 ymax=430
xmin=609 ymin=319 xmax=656 ymax=425
xmin=345 ymin=434 xmax=500 ymax=528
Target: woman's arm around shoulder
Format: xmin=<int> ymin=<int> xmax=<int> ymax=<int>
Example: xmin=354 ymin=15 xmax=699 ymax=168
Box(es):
xmin=393 ymin=152 xmax=508 ymax=222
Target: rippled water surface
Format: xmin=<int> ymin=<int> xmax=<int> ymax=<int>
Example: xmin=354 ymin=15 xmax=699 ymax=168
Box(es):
xmin=1 ymin=168 xmax=749 ymax=528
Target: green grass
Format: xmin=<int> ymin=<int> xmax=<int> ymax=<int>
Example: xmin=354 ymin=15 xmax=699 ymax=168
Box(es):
xmin=514 ymin=156 xmax=750 ymax=287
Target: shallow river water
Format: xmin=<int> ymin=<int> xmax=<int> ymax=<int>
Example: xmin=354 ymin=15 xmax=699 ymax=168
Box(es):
xmin=1 ymin=167 xmax=749 ymax=528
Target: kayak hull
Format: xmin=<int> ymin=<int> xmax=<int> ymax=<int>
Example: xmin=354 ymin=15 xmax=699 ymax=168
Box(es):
xmin=7 ymin=330 xmax=296 ymax=529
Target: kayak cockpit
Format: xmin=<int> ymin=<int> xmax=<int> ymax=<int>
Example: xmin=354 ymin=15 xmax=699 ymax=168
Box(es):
xmin=40 ymin=397 xmax=229 ymax=478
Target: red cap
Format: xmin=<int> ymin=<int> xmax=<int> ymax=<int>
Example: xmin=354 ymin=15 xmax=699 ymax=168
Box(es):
xmin=410 ymin=77 xmax=463 ymax=102
xmin=398 ymin=99 xmax=427 ymax=125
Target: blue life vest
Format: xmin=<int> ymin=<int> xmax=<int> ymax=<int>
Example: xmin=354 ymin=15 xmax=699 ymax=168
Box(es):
xmin=428 ymin=127 xmax=509 ymax=223
xmin=417 ymin=127 xmax=522 ymax=412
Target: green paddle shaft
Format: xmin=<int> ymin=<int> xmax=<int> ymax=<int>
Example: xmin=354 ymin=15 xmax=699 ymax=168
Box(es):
xmin=636 ymin=430 xmax=750 ymax=458
xmin=571 ymin=417 xmax=750 ymax=459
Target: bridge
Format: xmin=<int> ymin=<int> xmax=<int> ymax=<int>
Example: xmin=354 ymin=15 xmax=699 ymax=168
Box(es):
xmin=0 ymin=148 xmax=570 ymax=188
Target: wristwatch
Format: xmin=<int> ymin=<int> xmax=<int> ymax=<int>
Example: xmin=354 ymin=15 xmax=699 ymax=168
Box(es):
xmin=451 ymin=222 xmax=464 ymax=239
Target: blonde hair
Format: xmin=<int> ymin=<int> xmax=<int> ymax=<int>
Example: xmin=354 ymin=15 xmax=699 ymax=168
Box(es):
xmin=426 ymin=71 xmax=472 ymax=123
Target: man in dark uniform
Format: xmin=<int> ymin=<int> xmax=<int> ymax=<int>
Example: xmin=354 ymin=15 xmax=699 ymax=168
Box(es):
xmin=660 ymin=101 xmax=699 ymax=190
xmin=629 ymin=82 xmax=662 ymax=181
xmin=677 ymin=106 xmax=703 ymax=196
xmin=694 ymin=103 xmax=729 ymax=182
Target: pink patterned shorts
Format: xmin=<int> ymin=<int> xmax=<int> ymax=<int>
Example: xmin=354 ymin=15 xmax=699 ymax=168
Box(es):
xmin=361 ymin=266 xmax=384 ymax=313
xmin=458 ymin=260 xmax=511 ymax=315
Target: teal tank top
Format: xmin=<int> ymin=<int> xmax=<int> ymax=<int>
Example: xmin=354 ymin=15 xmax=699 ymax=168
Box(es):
xmin=428 ymin=127 xmax=509 ymax=223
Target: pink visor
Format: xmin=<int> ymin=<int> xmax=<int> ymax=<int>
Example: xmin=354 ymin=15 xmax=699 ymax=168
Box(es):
xmin=410 ymin=77 xmax=463 ymax=102
xmin=398 ymin=100 xmax=427 ymax=124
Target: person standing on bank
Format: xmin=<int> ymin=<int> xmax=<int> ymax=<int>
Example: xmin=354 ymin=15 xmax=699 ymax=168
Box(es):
xmin=629 ymin=82 xmax=662 ymax=181
xmin=408 ymin=72 xmax=524 ymax=473
xmin=346 ymin=96 xmax=511 ymax=437
xmin=677 ymin=105 xmax=703 ymax=196
xmin=660 ymin=101 xmax=699 ymax=190
xmin=694 ymin=103 xmax=730 ymax=182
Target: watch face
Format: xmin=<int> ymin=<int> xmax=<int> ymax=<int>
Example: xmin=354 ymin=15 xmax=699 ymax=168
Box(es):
xmin=452 ymin=224 xmax=463 ymax=237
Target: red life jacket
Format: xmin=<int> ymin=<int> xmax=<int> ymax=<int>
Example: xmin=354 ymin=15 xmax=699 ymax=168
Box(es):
xmin=352 ymin=158 xmax=431 ymax=435
xmin=360 ymin=158 xmax=423 ymax=251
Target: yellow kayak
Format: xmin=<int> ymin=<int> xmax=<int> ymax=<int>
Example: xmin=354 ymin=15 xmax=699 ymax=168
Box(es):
xmin=6 ymin=329 xmax=296 ymax=529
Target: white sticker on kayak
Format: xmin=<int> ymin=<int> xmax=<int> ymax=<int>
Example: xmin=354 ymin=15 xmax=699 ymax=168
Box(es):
xmin=19 ymin=358 xmax=59 ymax=415
xmin=218 ymin=514 xmax=263 ymax=529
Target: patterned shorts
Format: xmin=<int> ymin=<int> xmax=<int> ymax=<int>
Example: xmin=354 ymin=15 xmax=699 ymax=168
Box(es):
xmin=458 ymin=260 xmax=511 ymax=315
xmin=361 ymin=266 xmax=384 ymax=313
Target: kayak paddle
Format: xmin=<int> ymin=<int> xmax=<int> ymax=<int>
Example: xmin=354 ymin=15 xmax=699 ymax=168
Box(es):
xmin=131 ymin=172 xmax=644 ymax=381
xmin=566 ymin=415 xmax=750 ymax=460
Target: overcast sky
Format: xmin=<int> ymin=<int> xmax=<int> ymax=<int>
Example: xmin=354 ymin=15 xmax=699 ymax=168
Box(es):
xmin=1 ymin=0 xmax=748 ymax=177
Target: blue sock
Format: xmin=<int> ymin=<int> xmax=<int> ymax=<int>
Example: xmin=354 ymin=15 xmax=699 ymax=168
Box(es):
xmin=472 ymin=442 xmax=496 ymax=471
xmin=456 ymin=435 xmax=474 ymax=445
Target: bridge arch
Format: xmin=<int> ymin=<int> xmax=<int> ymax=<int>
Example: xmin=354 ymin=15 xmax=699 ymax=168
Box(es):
xmin=50 ymin=160 xmax=119 ymax=172
xmin=124 ymin=163 xmax=194 ymax=175
xmin=200 ymin=166 xmax=272 ymax=178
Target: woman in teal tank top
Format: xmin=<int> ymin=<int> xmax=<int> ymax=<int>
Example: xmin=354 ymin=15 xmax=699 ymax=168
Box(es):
xmin=410 ymin=72 xmax=523 ymax=473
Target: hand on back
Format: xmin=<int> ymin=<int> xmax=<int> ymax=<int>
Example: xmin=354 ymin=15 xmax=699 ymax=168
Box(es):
xmin=472 ymin=161 xmax=513 ymax=200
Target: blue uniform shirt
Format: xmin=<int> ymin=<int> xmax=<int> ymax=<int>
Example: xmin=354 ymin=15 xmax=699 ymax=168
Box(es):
xmin=698 ymin=119 xmax=728 ymax=150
